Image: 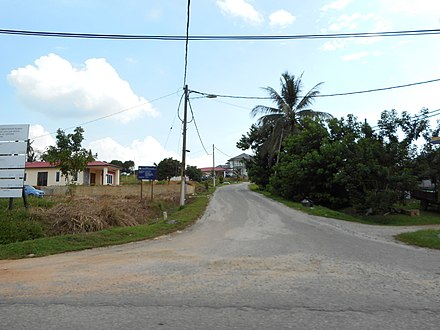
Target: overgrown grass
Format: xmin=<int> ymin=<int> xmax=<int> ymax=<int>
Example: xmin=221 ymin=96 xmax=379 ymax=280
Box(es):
xmin=0 ymin=188 xmax=214 ymax=260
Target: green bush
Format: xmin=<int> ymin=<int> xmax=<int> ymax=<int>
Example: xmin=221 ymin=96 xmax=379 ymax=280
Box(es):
xmin=0 ymin=216 xmax=45 ymax=244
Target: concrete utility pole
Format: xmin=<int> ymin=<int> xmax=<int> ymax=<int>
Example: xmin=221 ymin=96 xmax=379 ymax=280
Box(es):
xmin=212 ymin=144 xmax=215 ymax=187
xmin=180 ymin=85 xmax=189 ymax=207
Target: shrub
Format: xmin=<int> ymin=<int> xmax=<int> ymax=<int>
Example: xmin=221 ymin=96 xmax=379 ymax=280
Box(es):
xmin=0 ymin=216 xmax=45 ymax=244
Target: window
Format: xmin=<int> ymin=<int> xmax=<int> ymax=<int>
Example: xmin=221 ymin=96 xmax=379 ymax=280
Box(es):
xmin=55 ymin=171 xmax=60 ymax=182
xmin=37 ymin=172 xmax=48 ymax=186
xmin=106 ymin=174 xmax=113 ymax=185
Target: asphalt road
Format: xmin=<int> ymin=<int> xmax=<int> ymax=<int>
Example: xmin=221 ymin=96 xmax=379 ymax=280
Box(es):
xmin=1 ymin=183 xmax=440 ymax=330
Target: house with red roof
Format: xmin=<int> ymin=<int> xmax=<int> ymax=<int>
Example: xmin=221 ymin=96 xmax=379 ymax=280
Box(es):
xmin=25 ymin=161 xmax=121 ymax=187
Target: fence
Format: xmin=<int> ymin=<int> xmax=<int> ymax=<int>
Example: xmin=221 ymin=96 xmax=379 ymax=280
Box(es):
xmin=42 ymin=182 xmax=195 ymax=199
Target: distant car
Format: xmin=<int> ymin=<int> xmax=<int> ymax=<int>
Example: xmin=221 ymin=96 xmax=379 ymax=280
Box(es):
xmin=24 ymin=185 xmax=45 ymax=197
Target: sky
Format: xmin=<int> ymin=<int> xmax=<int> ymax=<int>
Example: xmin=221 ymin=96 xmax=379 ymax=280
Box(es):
xmin=1 ymin=0 xmax=440 ymax=168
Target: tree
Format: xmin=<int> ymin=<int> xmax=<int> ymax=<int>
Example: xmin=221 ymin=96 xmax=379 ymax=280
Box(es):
xmin=156 ymin=158 xmax=181 ymax=181
xmin=26 ymin=140 xmax=38 ymax=162
xmin=186 ymin=165 xmax=203 ymax=182
xmin=42 ymin=127 xmax=95 ymax=183
xmin=110 ymin=160 xmax=135 ymax=174
xmin=251 ymin=71 xmax=331 ymax=164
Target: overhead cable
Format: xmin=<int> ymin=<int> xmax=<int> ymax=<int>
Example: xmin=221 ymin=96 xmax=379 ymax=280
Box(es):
xmin=190 ymin=77 xmax=440 ymax=100
xmin=1 ymin=28 xmax=440 ymax=41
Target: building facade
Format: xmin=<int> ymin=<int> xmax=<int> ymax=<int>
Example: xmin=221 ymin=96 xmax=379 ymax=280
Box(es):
xmin=25 ymin=161 xmax=121 ymax=187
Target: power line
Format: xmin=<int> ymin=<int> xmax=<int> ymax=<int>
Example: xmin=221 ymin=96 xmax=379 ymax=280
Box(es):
xmin=2 ymin=28 xmax=440 ymax=41
xmin=188 ymin=99 xmax=210 ymax=155
xmin=317 ymin=78 xmax=440 ymax=97
xmin=30 ymin=90 xmax=179 ymax=140
xmin=190 ymin=77 xmax=440 ymax=100
xmin=164 ymin=92 xmax=185 ymax=148
xmin=214 ymin=146 xmax=232 ymax=158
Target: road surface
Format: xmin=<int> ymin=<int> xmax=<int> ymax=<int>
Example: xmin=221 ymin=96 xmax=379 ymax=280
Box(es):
xmin=1 ymin=183 xmax=439 ymax=329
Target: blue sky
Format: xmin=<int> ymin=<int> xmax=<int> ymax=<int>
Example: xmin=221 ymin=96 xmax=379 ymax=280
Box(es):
xmin=1 ymin=0 xmax=440 ymax=168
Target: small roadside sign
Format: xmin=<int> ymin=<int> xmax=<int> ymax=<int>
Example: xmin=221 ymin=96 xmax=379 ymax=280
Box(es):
xmin=138 ymin=166 xmax=157 ymax=180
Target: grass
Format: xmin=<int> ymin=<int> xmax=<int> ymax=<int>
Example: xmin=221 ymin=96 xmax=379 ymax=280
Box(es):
xmin=0 ymin=187 xmax=214 ymax=260
xmin=249 ymin=184 xmax=440 ymax=250
xmin=395 ymin=230 xmax=440 ymax=250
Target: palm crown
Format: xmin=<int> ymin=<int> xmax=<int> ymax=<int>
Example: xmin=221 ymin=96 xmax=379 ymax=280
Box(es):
xmin=251 ymin=71 xmax=332 ymax=164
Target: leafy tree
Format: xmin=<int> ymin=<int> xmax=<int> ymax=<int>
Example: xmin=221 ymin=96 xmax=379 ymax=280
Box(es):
xmin=270 ymin=118 xmax=348 ymax=208
xmin=110 ymin=160 xmax=135 ymax=174
xmin=156 ymin=158 xmax=181 ymax=181
xmin=42 ymin=127 xmax=95 ymax=183
xmin=186 ymin=165 xmax=203 ymax=182
xmin=269 ymin=110 xmax=430 ymax=214
xmin=251 ymin=71 xmax=331 ymax=165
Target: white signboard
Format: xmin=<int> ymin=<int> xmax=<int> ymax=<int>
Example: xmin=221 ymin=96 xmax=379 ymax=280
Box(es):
xmin=0 ymin=125 xmax=29 ymax=142
xmin=0 ymin=141 xmax=27 ymax=154
xmin=0 ymin=124 xmax=29 ymax=198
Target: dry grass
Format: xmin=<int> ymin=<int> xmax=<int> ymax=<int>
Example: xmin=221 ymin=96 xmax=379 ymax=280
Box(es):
xmin=31 ymin=196 xmax=168 ymax=235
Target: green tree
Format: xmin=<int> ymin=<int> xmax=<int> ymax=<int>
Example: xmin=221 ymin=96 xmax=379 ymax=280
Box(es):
xmin=110 ymin=160 xmax=135 ymax=174
xmin=270 ymin=117 xmax=349 ymax=208
xmin=251 ymin=71 xmax=331 ymax=165
xmin=186 ymin=165 xmax=203 ymax=182
xmin=42 ymin=127 xmax=95 ymax=183
xmin=156 ymin=158 xmax=181 ymax=181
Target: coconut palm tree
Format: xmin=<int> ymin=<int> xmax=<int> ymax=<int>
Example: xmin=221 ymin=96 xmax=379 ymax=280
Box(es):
xmin=251 ymin=71 xmax=332 ymax=165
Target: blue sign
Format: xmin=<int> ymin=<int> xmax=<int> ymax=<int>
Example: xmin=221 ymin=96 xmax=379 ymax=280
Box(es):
xmin=138 ymin=166 xmax=157 ymax=180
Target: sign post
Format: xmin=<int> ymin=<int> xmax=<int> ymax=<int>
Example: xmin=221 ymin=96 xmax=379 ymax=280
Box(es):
xmin=138 ymin=166 xmax=157 ymax=201
xmin=0 ymin=125 xmax=29 ymax=208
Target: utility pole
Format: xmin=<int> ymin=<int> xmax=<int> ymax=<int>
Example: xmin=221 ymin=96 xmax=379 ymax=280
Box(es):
xmin=212 ymin=144 xmax=215 ymax=187
xmin=180 ymin=85 xmax=189 ymax=207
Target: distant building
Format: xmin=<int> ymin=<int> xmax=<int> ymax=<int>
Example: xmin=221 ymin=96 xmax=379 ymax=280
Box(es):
xmin=25 ymin=161 xmax=121 ymax=187
xmin=199 ymin=166 xmax=232 ymax=178
xmin=227 ymin=153 xmax=251 ymax=177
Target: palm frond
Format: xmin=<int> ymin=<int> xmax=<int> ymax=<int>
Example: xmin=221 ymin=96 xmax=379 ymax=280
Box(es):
xmin=251 ymin=105 xmax=281 ymax=118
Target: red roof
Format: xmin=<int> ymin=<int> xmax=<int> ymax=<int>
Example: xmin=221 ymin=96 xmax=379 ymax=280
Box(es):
xmin=199 ymin=167 xmax=230 ymax=173
xmin=25 ymin=161 xmax=118 ymax=169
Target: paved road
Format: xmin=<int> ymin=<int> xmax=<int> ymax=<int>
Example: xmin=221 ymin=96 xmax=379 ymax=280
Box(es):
xmin=1 ymin=183 xmax=439 ymax=329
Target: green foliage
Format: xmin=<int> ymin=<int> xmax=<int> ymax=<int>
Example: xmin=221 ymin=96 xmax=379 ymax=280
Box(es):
xmin=0 ymin=210 xmax=45 ymax=244
xmin=396 ymin=229 xmax=440 ymax=250
xmin=157 ymin=157 xmax=181 ymax=181
xmin=241 ymin=104 xmax=436 ymax=215
xmin=185 ymin=165 xmax=203 ymax=182
xmin=42 ymin=127 xmax=95 ymax=183
xmin=250 ymin=72 xmax=330 ymax=165
xmin=110 ymin=159 xmax=135 ymax=174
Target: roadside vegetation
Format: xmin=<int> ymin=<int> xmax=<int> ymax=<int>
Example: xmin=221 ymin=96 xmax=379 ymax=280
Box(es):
xmin=239 ymin=72 xmax=440 ymax=216
xmin=0 ymin=185 xmax=215 ymax=260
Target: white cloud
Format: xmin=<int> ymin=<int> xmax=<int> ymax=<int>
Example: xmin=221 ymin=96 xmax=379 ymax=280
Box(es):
xmin=216 ymin=0 xmax=264 ymax=24
xmin=88 ymin=136 xmax=176 ymax=166
xmin=28 ymin=124 xmax=56 ymax=154
xmin=321 ymin=0 xmax=353 ymax=11
xmin=8 ymin=54 xmax=158 ymax=124
xmin=320 ymin=13 xmax=391 ymax=51
xmin=269 ymin=10 xmax=296 ymax=29
xmin=380 ymin=0 xmax=440 ymax=16
xmin=88 ymin=136 xmax=215 ymax=168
